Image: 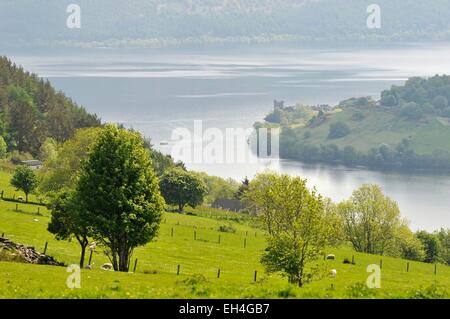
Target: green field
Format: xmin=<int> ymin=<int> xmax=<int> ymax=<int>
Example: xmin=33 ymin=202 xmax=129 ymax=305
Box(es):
xmin=0 ymin=171 xmax=449 ymax=299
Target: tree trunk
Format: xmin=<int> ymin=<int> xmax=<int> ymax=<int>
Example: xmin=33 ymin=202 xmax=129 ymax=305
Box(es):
xmin=112 ymin=250 xmax=119 ymax=271
xmin=118 ymin=247 xmax=130 ymax=272
xmin=25 ymin=193 xmax=28 ymax=203
xmin=79 ymin=244 xmax=86 ymax=268
xmin=178 ymin=203 xmax=184 ymax=213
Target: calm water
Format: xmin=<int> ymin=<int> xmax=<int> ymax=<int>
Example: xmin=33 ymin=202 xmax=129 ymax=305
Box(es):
xmin=8 ymin=44 xmax=450 ymax=230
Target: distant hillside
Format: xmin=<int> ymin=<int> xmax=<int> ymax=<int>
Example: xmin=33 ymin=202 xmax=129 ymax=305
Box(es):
xmin=261 ymin=75 xmax=450 ymax=170
xmin=0 ymin=57 xmax=100 ymax=156
xmin=2 ymin=0 xmax=450 ymax=48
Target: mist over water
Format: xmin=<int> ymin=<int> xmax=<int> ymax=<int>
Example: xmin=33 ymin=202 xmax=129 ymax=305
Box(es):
xmin=8 ymin=43 xmax=450 ymax=230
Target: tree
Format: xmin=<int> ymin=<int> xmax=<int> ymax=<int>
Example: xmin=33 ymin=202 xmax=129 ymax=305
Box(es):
xmin=435 ymin=229 xmax=450 ymax=265
xmin=159 ymin=168 xmax=207 ymax=213
xmin=244 ymin=172 xmax=333 ymax=287
xmin=38 ymin=128 xmax=102 ymax=194
xmin=38 ymin=137 xmax=58 ymax=162
xmin=328 ymin=121 xmax=351 ymax=139
xmin=0 ymin=136 xmax=7 ymax=158
xmin=48 ymin=190 xmax=90 ymax=267
xmin=400 ymin=102 xmax=424 ymax=121
xmin=337 ymin=184 xmax=405 ymax=255
xmin=76 ymin=125 xmax=165 ymax=272
xmin=7 ymin=86 xmax=43 ymax=154
xmin=193 ymin=172 xmax=239 ymax=204
xmin=416 ymin=230 xmax=441 ymax=263
xmin=38 ymin=127 xmax=177 ymax=195
xmin=235 ymin=177 xmax=250 ymax=200
xmin=10 ymin=165 xmax=38 ymax=202
xmin=432 ymin=95 xmax=449 ymax=110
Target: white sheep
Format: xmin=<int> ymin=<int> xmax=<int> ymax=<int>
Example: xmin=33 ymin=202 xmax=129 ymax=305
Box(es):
xmin=330 ymin=269 xmax=337 ymax=278
xmin=101 ymin=263 xmax=114 ymax=271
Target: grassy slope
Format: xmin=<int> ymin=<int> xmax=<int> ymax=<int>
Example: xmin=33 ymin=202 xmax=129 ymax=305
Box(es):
xmin=292 ymin=108 xmax=450 ymax=155
xmin=0 ymin=172 xmax=449 ymax=299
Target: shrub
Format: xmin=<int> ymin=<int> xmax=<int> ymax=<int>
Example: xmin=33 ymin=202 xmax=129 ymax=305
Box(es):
xmin=407 ymin=285 xmax=449 ymax=299
xmin=277 ymin=286 xmax=297 ymax=298
xmin=346 ymin=282 xmax=377 ymax=299
xmin=217 ymin=225 xmax=236 ymax=233
xmin=328 ymin=122 xmax=351 ymax=139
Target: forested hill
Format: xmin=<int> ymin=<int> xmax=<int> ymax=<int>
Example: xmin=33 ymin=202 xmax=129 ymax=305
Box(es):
xmin=2 ymin=0 xmax=450 ymax=48
xmin=0 ymin=56 xmax=100 ymax=156
xmin=262 ymin=75 xmax=450 ymax=170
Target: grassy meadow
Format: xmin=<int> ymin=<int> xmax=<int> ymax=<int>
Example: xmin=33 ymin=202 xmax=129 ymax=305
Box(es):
xmin=0 ymin=170 xmax=449 ymax=299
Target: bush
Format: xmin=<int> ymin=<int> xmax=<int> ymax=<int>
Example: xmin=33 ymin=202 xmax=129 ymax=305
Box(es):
xmin=432 ymin=95 xmax=449 ymax=109
xmin=407 ymin=285 xmax=449 ymax=299
xmin=328 ymin=122 xmax=351 ymax=139
xmin=217 ymin=225 xmax=236 ymax=233
xmin=277 ymin=286 xmax=297 ymax=298
xmin=400 ymin=102 xmax=424 ymax=120
xmin=351 ymin=112 xmax=365 ymax=121
xmin=346 ymin=282 xmax=377 ymax=299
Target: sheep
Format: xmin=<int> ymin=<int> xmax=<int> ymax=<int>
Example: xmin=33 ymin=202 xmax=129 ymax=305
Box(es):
xmin=101 ymin=263 xmax=114 ymax=271
xmin=329 ymin=269 xmax=337 ymax=278
xmin=326 ymin=254 xmax=336 ymax=260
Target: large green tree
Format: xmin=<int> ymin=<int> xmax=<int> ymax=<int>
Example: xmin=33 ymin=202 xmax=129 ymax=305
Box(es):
xmin=48 ymin=190 xmax=91 ymax=268
xmin=10 ymin=165 xmax=38 ymax=202
xmin=338 ymin=184 xmax=406 ymax=255
xmin=77 ymin=125 xmax=165 ymax=272
xmin=244 ymin=172 xmax=335 ymax=287
xmin=159 ymin=168 xmax=208 ymax=213
xmin=38 ymin=127 xmax=102 ymax=194
xmin=7 ymin=86 xmax=43 ymax=154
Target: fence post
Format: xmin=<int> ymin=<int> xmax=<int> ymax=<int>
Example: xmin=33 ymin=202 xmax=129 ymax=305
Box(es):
xmin=88 ymin=250 xmax=93 ymax=266
xmin=194 ymin=231 xmax=197 ymax=241
xmin=217 ymin=269 xmax=221 ymax=278
xmin=352 ymin=255 xmax=355 ymax=264
xmin=43 ymin=242 xmax=48 ymax=255
xmin=244 ymin=238 xmax=247 ymax=248
xmin=1 ymin=232 xmax=4 ymax=237
xmin=133 ymin=258 xmax=138 ymax=273
xmin=407 ymin=262 xmax=410 ymax=272
xmin=435 ymin=264 xmax=437 ymax=275
xmin=177 ymin=264 xmax=181 ymax=275
xmin=171 ymin=227 xmax=174 ymax=237
xmin=37 ymin=207 xmax=40 ymax=215
xmin=380 ymin=259 xmax=383 ymax=269
xmin=218 ymin=234 xmax=221 ymax=244
xmin=1 ymin=190 xmax=3 ymax=199
xmin=15 ymin=203 xmax=18 ymax=211
xmin=254 ymin=270 xmax=257 ymax=282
